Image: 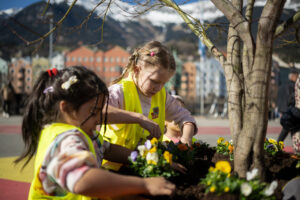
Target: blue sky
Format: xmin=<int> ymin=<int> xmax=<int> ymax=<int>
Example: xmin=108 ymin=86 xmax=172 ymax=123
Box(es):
xmin=0 ymin=0 xmax=43 ymax=10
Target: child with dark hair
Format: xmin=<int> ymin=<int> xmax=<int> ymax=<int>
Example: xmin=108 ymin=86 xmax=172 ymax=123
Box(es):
xmin=15 ymin=66 xmax=176 ymax=199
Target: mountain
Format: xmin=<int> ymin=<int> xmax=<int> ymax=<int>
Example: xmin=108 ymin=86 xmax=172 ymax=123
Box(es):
xmin=0 ymin=0 xmax=299 ymax=61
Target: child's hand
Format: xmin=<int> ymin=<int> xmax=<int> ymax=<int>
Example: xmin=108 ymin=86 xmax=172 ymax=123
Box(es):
xmin=180 ymin=137 xmax=192 ymax=147
xmin=144 ymin=177 xmax=175 ymax=196
xmin=139 ymin=115 xmax=162 ymax=139
xmin=171 ymin=162 xmax=187 ymax=174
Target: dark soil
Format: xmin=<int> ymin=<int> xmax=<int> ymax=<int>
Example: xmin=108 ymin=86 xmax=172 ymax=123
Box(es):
xmin=119 ymin=148 xmax=299 ymax=200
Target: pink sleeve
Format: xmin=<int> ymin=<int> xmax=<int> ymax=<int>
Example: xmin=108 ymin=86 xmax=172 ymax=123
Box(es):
xmin=165 ymin=92 xmax=198 ymax=133
xmin=108 ymin=83 xmax=124 ymax=109
xmin=42 ymin=132 xmax=98 ymax=194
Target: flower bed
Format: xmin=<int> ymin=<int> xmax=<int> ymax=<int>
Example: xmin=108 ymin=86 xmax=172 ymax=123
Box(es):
xmin=119 ymin=138 xmax=299 ymax=200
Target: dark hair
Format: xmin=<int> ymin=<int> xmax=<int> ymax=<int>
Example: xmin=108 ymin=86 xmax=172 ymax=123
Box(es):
xmin=15 ymin=66 xmax=109 ymax=167
xmin=112 ymin=41 xmax=176 ymax=84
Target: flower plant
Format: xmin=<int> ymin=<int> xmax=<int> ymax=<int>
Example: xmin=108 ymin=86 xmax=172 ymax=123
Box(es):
xmin=216 ymin=137 xmax=234 ymax=160
xmin=166 ymin=139 xmax=210 ymax=167
xmin=200 ymin=161 xmax=278 ymax=200
xmin=264 ymin=138 xmax=284 ymax=156
xmin=291 ymin=154 xmax=300 ymax=168
xmin=128 ymin=138 xmax=178 ymax=178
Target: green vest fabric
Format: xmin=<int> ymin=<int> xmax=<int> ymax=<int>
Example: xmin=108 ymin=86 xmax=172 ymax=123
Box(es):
xmin=28 ymin=123 xmax=97 ymax=200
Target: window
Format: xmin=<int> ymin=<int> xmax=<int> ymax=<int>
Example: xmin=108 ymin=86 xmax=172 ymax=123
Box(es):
xmin=90 ymin=57 xmax=94 ymax=62
xmin=27 ymin=69 xmax=31 ymax=74
xmin=110 ymin=57 xmax=114 ymax=62
xmin=103 ymin=67 xmax=106 ymax=72
xmin=84 ymin=57 xmax=88 ymax=62
xmin=122 ymin=57 xmax=127 ymax=63
xmin=104 ymin=57 xmax=108 ymax=62
xmin=96 ymin=57 xmax=101 ymax=62
xmin=78 ymin=57 xmax=81 ymax=62
xmin=116 ymin=57 xmax=120 ymax=62
xmin=72 ymin=57 xmax=75 ymax=62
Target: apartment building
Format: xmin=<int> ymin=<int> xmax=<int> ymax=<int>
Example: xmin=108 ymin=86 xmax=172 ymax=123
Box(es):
xmin=180 ymin=62 xmax=197 ymax=103
xmin=9 ymin=58 xmax=32 ymax=94
xmin=65 ymin=46 xmax=129 ymax=84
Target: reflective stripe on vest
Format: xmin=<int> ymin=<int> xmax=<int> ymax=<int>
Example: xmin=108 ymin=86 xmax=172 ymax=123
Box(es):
xmin=28 ymin=123 xmax=97 ymax=200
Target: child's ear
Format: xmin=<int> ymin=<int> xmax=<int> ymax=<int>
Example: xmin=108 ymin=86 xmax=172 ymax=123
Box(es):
xmin=59 ymin=100 xmax=67 ymax=113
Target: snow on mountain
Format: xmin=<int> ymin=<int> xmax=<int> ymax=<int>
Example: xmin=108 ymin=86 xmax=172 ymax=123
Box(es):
xmin=52 ymin=0 xmax=300 ymax=26
xmin=2 ymin=0 xmax=300 ymax=26
xmin=0 ymin=8 xmax=22 ymax=18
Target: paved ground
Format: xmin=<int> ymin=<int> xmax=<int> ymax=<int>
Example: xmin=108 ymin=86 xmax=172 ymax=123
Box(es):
xmin=0 ymin=115 xmax=293 ymax=200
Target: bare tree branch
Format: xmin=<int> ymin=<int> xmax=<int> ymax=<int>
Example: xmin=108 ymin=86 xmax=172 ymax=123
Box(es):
xmin=159 ymin=0 xmax=226 ymax=66
xmin=274 ymin=10 xmax=300 ymax=38
xmin=27 ymin=0 xmax=78 ymax=46
xmin=41 ymin=0 xmax=51 ymax=16
xmin=210 ymin=0 xmax=254 ymax=65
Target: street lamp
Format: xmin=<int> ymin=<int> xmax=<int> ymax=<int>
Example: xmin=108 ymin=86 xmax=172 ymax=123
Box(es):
xmin=46 ymin=11 xmax=54 ymax=67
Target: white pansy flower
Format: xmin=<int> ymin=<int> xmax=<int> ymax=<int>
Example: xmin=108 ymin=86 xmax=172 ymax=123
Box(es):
xmin=137 ymin=145 xmax=146 ymax=156
xmin=61 ymin=76 xmax=78 ymax=90
xmin=246 ymin=168 xmax=258 ymax=181
xmin=241 ymin=183 xmax=252 ymax=196
xmin=146 ymin=152 xmax=159 ymax=163
xmin=264 ymin=180 xmax=278 ymax=196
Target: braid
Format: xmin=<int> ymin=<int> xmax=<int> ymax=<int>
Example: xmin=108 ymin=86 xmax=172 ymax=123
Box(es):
xmin=111 ymin=48 xmax=140 ymax=84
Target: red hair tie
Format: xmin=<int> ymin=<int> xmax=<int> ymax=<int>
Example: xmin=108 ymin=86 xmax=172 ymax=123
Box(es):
xmin=47 ymin=68 xmax=58 ymax=77
xmin=47 ymin=69 xmax=52 ymax=77
xmin=52 ymin=68 xmax=57 ymax=76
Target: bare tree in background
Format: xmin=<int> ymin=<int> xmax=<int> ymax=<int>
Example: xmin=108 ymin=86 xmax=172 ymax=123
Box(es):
xmin=158 ymin=0 xmax=300 ymax=178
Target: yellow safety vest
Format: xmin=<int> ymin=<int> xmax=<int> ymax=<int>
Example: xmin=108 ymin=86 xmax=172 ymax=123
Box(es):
xmin=28 ymin=123 xmax=98 ymax=200
xmin=101 ymin=75 xmax=166 ymax=171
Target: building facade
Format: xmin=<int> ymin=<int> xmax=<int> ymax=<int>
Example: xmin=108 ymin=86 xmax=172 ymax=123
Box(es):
xmin=65 ymin=46 xmax=130 ymax=84
xmin=0 ymin=58 xmax=8 ymax=88
xmin=51 ymin=53 xmax=65 ymax=70
xmin=9 ymin=58 xmax=32 ymax=94
xmin=180 ymin=62 xmax=197 ymax=103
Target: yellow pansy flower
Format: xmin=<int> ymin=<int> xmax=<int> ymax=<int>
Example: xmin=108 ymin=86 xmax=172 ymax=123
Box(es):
xmin=225 ymin=141 xmax=229 ymax=146
xmin=149 ymin=146 xmax=157 ymax=153
xmin=279 ymin=141 xmax=284 ymax=149
xmin=217 ymin=137 xmax=224 ymax=144
xmin=147 ymin=160 xmax=157 ymax=165
xmin=208 ymin=166 xmax=215 ymax=172
xmin=150 ymin=137 xmax=158 ymax=146
xmin=163 ymin=151 xmax=172 ymax=164
xmin=224 ymin=187 xmax=230 ymax=192
xmin=268 ymin=138 xmax=277 ymax=145
xmin=210 ymin=186 xmax=216 ymax=193
xmin=215 ymin=161 xmax=231 ymax=174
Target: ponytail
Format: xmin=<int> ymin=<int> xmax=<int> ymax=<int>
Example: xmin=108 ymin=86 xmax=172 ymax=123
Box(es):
xmin=15 ymin=71 xmax=56 ymax=168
